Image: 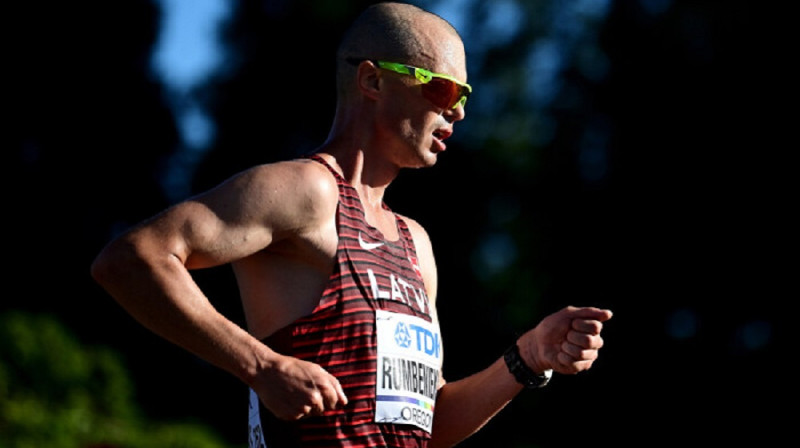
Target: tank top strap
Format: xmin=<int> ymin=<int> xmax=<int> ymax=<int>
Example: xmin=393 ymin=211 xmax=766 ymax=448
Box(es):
xmin=306 ymin=153 xmax=418 ymax=262
xmin=306 ymin=153 xmax=367 ymax=224
xmin=307 ymin=154 xmax=344 ymax=182
xmin=394 ymin=215 xmax=419 ymax=259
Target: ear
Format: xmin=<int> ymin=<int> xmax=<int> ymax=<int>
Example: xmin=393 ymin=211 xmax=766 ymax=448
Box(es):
xmin=356 ymin=60 xmax=382 ymax=101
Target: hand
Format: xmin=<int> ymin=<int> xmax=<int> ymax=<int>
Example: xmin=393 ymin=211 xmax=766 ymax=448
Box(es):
xmin=251 ymin=354 xmax=348 ymax=420
xmin=518 ymin=306 xmax=612 ymax=375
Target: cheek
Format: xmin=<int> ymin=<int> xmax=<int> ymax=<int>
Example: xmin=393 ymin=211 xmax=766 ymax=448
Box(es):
xmin=400 ymin=117 xmax=434 ymax=147
xmin=378 ymin=94 xmax=439 ymax=146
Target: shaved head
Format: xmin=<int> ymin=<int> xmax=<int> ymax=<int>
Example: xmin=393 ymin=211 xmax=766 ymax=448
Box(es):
xmin=335 ymin=2 xmax=464 ymax=97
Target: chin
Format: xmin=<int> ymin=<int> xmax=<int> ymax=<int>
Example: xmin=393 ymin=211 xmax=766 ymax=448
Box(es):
xmin=417 ymin=152 xmax=439 ymax=168
xmin=399 ymin=143 xmax=439 ymax=169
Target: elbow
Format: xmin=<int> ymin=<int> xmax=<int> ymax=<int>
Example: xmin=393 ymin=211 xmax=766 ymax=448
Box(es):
xmin=90 ymin=237 xmax=140 ymax=290
xmin=90 ymin=249 xmax=110 ymax=286
xmin=90 ymin=242 xmax=122 ymax=290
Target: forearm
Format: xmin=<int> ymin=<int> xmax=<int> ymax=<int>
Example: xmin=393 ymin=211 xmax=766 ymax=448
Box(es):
xmin=429 ymin=357 xmax=523 ymax=448
xmin=91 ymin=237 xmax=272 ymax=386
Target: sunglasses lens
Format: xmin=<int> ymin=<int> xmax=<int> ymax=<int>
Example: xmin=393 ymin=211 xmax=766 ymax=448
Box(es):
xmin=422 ymin=78 xmax=462 ymax=109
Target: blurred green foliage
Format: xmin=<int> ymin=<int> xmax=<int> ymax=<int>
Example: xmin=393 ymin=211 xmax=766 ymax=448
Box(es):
xmin=0 ymin=311 xmax=235 ymax=448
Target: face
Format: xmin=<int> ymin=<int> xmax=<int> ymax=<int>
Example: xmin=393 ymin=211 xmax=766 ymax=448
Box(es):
xmin=374 ymin=21 xmax=468 ymax=169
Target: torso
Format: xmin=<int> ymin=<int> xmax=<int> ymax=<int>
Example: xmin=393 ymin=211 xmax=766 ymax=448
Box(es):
xmin=245 ymin=154 xmax=439 ymax=447
xmin=231 ymin=153 xmax=404 ymax=344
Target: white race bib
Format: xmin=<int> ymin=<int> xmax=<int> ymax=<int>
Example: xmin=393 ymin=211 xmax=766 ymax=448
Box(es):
xmin=374 ymin=310 xmax=442 ymax=433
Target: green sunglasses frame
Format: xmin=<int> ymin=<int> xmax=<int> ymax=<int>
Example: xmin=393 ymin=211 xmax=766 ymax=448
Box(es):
xmin=348 ymin=58 xmax=472 ymax=109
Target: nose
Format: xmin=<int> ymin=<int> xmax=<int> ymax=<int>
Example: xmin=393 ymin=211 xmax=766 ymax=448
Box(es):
xmin=444 ymin=103 xmax=466 ymax=123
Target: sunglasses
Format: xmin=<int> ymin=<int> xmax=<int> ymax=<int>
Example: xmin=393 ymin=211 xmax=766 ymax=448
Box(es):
xmin=348 ymin=59 xmax=472 ymax=110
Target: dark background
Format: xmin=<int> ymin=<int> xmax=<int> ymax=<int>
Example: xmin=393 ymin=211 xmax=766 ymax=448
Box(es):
xmin=7 ymin=0 xmax=788 ymax=446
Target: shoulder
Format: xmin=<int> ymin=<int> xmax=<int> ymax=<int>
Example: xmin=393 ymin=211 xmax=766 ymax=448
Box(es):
xmin=235 ymin=158 xmax=336 ymax=203
xmin=235 ymin=158 xmax=337 ymax=199
xmin=203 ymin=158 xmax=339 ymax=232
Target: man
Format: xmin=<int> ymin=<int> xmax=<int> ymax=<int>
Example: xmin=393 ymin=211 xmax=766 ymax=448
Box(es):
xmin=91 ymin=2 xmax=612 ymax=447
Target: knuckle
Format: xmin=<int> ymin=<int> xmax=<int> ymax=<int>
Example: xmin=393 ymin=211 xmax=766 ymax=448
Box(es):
xmin=595 ymin=335 xmax=605 ymax=349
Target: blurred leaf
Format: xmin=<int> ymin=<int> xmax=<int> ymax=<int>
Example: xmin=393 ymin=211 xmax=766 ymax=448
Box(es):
xmin=0 ymin=311 xmax=237 ymax=448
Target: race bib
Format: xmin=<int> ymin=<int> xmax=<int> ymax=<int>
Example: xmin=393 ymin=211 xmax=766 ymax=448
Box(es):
xmin=375 ymin=309 xmax=442 ymax=433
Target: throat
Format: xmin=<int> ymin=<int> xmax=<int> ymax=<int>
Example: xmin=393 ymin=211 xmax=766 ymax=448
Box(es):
xmin=363 ymin=206 xmax=400 ymax=242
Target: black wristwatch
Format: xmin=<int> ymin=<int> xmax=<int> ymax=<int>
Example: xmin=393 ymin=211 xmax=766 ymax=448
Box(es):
xmin=503 ymin=343 xmax=553 ymax=389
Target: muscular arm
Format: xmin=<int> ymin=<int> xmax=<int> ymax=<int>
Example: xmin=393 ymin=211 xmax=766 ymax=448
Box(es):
xmin=429 ymin=306 xmax=612 ymax=448
xmin=403 ymin=218 xmax=612 ymax=447
xmin=91 ymin=197 xmax=270 ymax=383
xmin=90 ymin=160 xmax=348 ymax=420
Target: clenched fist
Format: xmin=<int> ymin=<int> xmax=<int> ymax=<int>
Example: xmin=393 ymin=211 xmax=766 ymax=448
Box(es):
xmin=517 ymin=306 xmax=613 ymax=375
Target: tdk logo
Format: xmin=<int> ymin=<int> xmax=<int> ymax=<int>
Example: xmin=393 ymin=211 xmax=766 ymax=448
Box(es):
xmin=394 ymin=322 xmax=412 ymax=348
xmin=394 ymin=321 xmax=441 ymax=358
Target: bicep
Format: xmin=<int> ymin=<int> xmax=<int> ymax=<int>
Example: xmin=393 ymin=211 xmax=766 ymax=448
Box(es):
xmin=150 ymin=197 xmax=271 ymax=269
xmin=130 ymin=167 xmax=277 ymax=270
xmin=130 ymin=195 xmax=272 ymax=271
xmin=136 ymin=161 xmax=337 ymax=270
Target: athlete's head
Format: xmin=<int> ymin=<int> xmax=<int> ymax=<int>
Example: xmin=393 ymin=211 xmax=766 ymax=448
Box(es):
xmin=335 ymin=2 xmax=466 ymax=105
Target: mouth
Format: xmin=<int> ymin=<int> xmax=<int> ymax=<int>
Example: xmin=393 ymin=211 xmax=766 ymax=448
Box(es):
xmin=431 ymin=127 xmax=451 ymax=152
xmin=432 ymin=127 xmax=452 ymax=142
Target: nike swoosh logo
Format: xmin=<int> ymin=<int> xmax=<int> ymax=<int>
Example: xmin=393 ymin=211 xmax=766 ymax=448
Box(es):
xmin=358 ymin=231 xmax=385 ymax=251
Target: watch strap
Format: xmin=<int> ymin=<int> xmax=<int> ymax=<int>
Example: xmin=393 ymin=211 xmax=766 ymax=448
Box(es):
xmin=503 ymin=343 xmax=553 ymax=389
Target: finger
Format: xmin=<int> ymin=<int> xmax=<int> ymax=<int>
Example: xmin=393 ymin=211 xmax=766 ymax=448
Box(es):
xmin=567 ymin=330 xmax=604 ymax=350
xmin=561 ymin=340 xmax=600 ymax=361
xmin=334 ymin=377 xmax=348 ymax=407
xmin=320 ymin=377 xmax=346 ymax=411
xmin=290 ymin=404 xmax=313 ymax=420
xmin=566 ymin=330 xmax=593 ymax=348
xmin=568 ymin=306 xmax=613 ymax=322
xmin=308 ymin=390 xmax=326 ymax=415
xmin=555 ymin=352 xmax=581 ymax=373
xmin=571 ymin=318 xmax=604 ymax=335
xmin=556 ymin=351 xmax=596 ymax=373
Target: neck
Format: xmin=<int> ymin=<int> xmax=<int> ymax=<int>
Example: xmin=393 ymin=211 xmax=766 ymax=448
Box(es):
xmin=315 ymin=137 xmax=400 ymax=210
xmin=319 ymin=100 xmax=404 ymax=210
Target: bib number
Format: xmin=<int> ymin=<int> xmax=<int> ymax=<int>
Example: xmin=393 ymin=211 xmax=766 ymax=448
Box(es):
xmin=374 ymin=310 xmax=442 ymax=433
